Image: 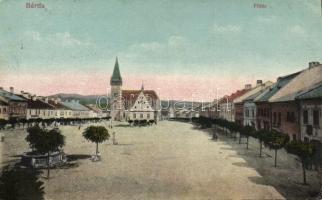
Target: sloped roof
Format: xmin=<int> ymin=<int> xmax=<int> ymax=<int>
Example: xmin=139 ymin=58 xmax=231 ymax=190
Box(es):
xmin=0 ymin=89 xmax=26 ymax=101
xmin=270 ymin=64 xmax=322 ymax=102
xmin=256 ymin=71 xmax=300 ymax=102
xmin=85 ymin=104 xmax=103 ymax=112
xmin=47 ymin=100 xmax=69 ymax=110
xmin=17 ymin=96 xmax=55 ymax=109
xmin=61 ymin=100 xmax=90 ymax=111
xmin=218 ymin=89 xmax=250 ymax=104
xmin=122 ymin=90 xmax=159 ymax=101
xmin=244 ymin=88 xmax=268 ymax=102
xmin=0 ymin=99 xmax=8 ymax=106
xmin=233 ymin=81 xmax=274 ymax=103
xmin=110 ymin=57 xmax=122 ymax=85
xmin=296 ymin=82 xmax=322 ymax=100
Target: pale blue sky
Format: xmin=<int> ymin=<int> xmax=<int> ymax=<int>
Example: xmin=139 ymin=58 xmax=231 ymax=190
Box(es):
xmin=0 ymin=0 xmax=322 ymax=98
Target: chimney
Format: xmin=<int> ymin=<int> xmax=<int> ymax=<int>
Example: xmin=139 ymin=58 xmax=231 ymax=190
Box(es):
xmin=309 ymin=61 xmax=320 ymax=69
xmin=9 ymin=87 xmax=14 ymax=93
xmin=31 ymin=95 xmax=37 ymax=101
xmin=245 ymin=84 xmax=252 ymax=90
xmin=0 ymin=87 xmax=3 ymax=90
xmin=45 ymin=97 xmax=48 ymax=103
xmin=256 ymin=80 xmax=263 ymax=86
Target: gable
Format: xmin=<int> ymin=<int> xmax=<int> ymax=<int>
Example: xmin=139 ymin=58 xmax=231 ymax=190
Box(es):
xmin=130 ymin=91 xmax=154 ymax=112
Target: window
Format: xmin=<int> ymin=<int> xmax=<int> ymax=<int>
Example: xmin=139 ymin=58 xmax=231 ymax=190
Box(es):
xmin=266 ymin=108 xmax=270 ymax=117
xmin=251 ymin=109 xmax=255 ymax=118
xmin=273 ymin=112 xmax=277 ymax=124
xmin=3 ymin=108 xmax=6 ymax=114
xmin=133 ymin=113 xmax=136 ymax=119
xmin=287 ymin=111 xmax=295 ymax=123
xmin=303 ymin=110 xmax=308 ymax=124
xmin=147 ymin=114 xmax=150 ymax=119
xmin=140 ymin=113 xmax=143 ymax=119
xmin=313 ymin=109 xmax=320 ymax=126
xmin=277 ymin=112 xmax=281 ymax=126
xmin=245 ymin=109 xmax=249 ymax=117
xmin=0 ymin=108 xmax=1 ymax=114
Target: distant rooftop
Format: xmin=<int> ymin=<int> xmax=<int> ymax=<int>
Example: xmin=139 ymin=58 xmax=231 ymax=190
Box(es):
xmin=0 ymin=89 xmax=26 ymax=101
xmin=61 ymin=100 xmax=90 ymax=111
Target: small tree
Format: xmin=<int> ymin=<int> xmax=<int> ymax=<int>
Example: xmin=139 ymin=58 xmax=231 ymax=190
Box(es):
xmin=26 ymin=126 xmax=65 ymax=179
xmin=8 ymin=118 xmax=17 ymax=129
xmin=82 ymin=126 xmax=110 ymax=159
xmin=253 ymin=129 xmax=267 ymax=157
xmin=264 ymin=130 xmax=289 ymax=167
xmin=240 ymin=125 xmax=255 ymax=149
xmin=0 ymin=119 xmax=7 ymax=130
xmin=20 ymin=118 xmax=27 ymax=129
xmin=286 ymin=140 xmax=315 ymax=184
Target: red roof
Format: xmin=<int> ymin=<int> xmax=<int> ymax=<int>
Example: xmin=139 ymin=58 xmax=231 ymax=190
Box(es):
xmin=122 ymin=90 xmax=159 ymax=101
xmin=218 ymin=89 xmax=250 ymax=104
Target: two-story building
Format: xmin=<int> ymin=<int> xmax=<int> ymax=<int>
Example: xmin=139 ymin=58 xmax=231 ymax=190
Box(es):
xmin=61 ymin=100 xmax=92 ymax=119
xmin=255 ymin=72 xmax=300 ymax=131
xmin=243 ymin=86 xmax=271 ymax=128
xmin=0 ymin=87 xmax=27 ymax=121
xmin=19 ymin=93 xmax=56 ymax=120
xmin=0 ymin=99 xmax=9 ymax=120
xmin=218 ymin=89 xmax=250 ymax=122
xmin=296 ymin=82 xmax=322 ymax=142
xmin=270 ymin=62 xmax=322 ymax=140
xmin=233 ymin=81 xmax=273 ymax=125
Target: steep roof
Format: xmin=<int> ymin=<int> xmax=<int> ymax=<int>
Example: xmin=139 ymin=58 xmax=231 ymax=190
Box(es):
xmin=218 ymin=89 xmax=250 ymax=104
xmin=122 ymin=90 xmax=159 ymax=101
xmin=47 ymin=100 xmax=69 ymax=110
xmin=244 ymin=88 xmax=268 ymax=102
xmin=61 ymin=100 xmax=90 ymax=111
xmin=233 ymin=81 xmax=273 ymax=103
xmin=0 ymin=99 xmax=8 ymax=106
xmin=110 ymin=57 xmax=122 ymax=85
xmin=296 ymin=82 xmax=322 ymax=100
xmin=270 ymin=64 xmax=322 ymax=102
xmin=0 ymin=89 xmax=26 ymax=101
xmin=17 ymin=96 xmax=55 ymax=110
xmin=256 ymin=71 xmax=300 ymax=102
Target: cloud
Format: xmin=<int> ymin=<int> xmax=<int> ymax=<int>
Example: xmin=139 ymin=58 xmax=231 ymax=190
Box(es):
xmin=23 ymin=31 xmax=91 ymax=47
xmin=211 ymin=24 xmax=242 ymax=34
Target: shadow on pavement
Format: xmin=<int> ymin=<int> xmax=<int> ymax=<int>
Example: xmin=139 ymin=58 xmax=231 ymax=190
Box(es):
xmin=191 ymin=122 xmax=320 ymax=200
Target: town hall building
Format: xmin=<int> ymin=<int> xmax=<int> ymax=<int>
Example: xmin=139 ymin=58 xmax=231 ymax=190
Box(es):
xmin=109 ymin=57 xmax=161 ymax=122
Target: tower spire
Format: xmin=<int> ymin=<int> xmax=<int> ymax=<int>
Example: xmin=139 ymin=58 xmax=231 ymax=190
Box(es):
xmin=141 ymin=81 xmax=144 ymax=91
xmin=110 ymin=56 xmax=122 ymax=86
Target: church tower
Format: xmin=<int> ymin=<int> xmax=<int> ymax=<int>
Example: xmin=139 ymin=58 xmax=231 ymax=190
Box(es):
xmin=110 ymin=57 xmax=123 ymax=120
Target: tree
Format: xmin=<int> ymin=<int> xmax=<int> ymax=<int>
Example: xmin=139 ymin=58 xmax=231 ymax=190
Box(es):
xmin=8 ymin=117 xmax=17 ymax=129
xmin=82 ymin=126 xmax=110 ymax=159
xmin=253 ymin=129 xmax=267 ymax=157
xmin=240 ymin=125 xmax=255 ymax=149
xmin=286 ymin=140 xmax=315 ymax=184
xmin=20 ymin=118 xmax=27 ymax=128
xmin=0 ymin=165 xmax=45 ymax=200
xmin=263 ymin=130 xmax=289 ymax=167
xmin=26 ymin=126 xmax=65 ymax=179
xmin=0 ymin=119 xmax=7 ymax=130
